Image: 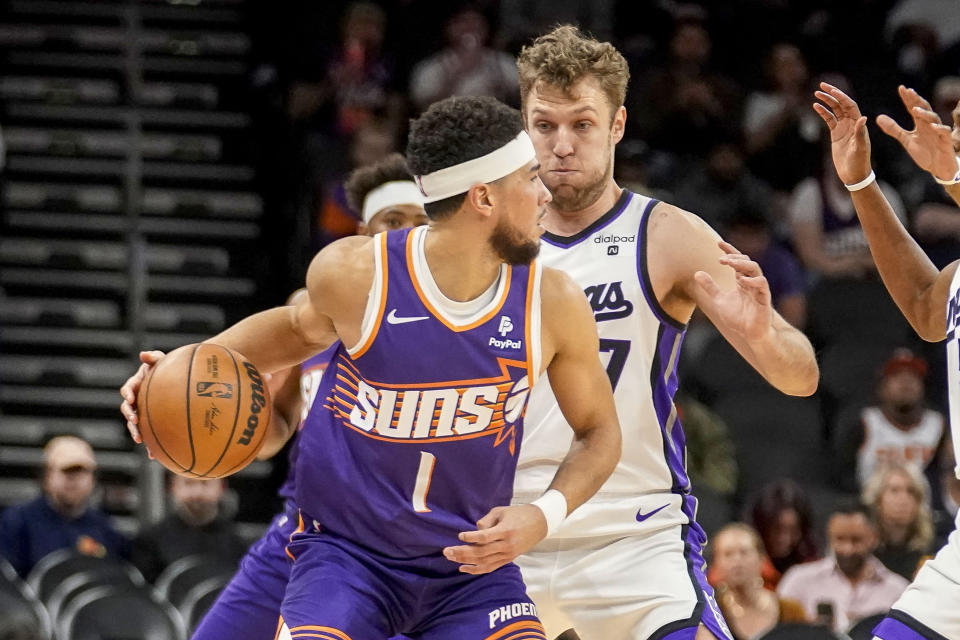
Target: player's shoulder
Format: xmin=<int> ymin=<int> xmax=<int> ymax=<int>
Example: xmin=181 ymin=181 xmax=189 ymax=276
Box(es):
xmin=306 ymin=235 xmax=377 ymax=299
xmin=647 ymin=200 xmax=719 ymax=240
xmin=540 ymin=265 xmax=585 ymax=302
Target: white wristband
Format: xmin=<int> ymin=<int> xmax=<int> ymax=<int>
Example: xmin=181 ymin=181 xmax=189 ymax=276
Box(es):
xmin=530 ymin=489 xmax=567 ymax=537
xmin=933 ymin=156 xmax=960 ymax=186
xmin=844 ymin=170 xmax=876 ymax=192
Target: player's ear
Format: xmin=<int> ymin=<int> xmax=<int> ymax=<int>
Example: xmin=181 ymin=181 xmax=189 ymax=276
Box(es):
xmin=467 ymin=183 xmax=495 ymax=219
xmin=357 ymin=221 xmax=369 ymax=236
xmin=612 ymin=106 xmax=626 ymax=144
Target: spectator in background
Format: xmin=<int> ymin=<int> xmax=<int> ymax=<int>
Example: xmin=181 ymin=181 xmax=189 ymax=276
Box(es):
xmin=723 ymin=210 xmax=807 ymax=329
xmin=131 ymin=475 xmax=246 ymax=584
xmin=496 ymin=0 xmax=614 ymax=54
xmin=777 ymin=502 xmax=908 ymax=633
xmin=747 ymin=479 xmax=820 ymax=586
xmin=709 ymin=523 xmax=807 ymax=640
xmin=910 ymin=79 xmax=960 ymax=268
xmin=743 ymin=43 xmax=822 ymax=194
xmin=672 ymin=138 xmax=776 ymax=233
xmin=833 ymin=348 xmax=945 ymax=493
xmin=631 ymin=14 xmax=741 ymax=159
xmin=314 ymin=119 xmax=398 ymax=249
xmin=790 ymin=137 xmax=907 ymax=281
xmin=932 ymin=436 xmax=960 ymax=547
xmin=863 ymin=464 xmax=936 ymax=580
xmin=409 ymin=6 xmax=518 ymax=113
xmin=0 ymin=436 xmax=127 ymax=577
xmin=286 ymin=1 xmax=402 ymax=137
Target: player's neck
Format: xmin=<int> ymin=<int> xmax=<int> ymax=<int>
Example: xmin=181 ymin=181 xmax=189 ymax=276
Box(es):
xmin=421 ymin=225 xmax=503 ymax=302
xmin=541 ymin=180 xmax=622 ymax=236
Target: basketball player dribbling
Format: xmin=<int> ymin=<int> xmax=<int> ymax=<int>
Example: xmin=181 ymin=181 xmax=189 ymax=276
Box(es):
xmin=494 ymin=27 xmax=819 ymax=640
xmin=120 ymin=154 xmax=429 ymax=640
xmin=812 ymin=81 xmax=960 ymax=640
xmin=127 ymin=95 xmax=624 ymax=639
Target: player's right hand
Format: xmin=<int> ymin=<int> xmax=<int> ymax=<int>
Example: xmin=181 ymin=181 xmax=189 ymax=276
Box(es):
xmin=119 ymin=350 xmax=165 ymax=445
xmin=877 ymin=85 xmax=958 ymax=182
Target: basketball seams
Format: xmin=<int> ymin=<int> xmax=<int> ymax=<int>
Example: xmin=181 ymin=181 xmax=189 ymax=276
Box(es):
xmin=142 ymin=356 xmax=189 ymax=473
xmin=184 ymin=343 xmax=201 ymax=473
xmin=200 ymin=344 xmax=243 ymax=478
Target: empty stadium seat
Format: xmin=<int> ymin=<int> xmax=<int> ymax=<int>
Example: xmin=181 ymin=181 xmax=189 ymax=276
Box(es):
xmin=180 ymin=575 xmax=231 ymax=633
xmin=155 ymin=555 xmax=236 ymax=611
xmin=57 ymin=585 xmax=186 ymax=640
xmin=27 ymin=549 xmax=145 ymax=605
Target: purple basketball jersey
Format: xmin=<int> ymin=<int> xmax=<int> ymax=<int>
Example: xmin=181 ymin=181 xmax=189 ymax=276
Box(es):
xmin=294 ymin=227 xmax=540 ymax=559
xmin=276 ymin=345 xmax=338 ymax=502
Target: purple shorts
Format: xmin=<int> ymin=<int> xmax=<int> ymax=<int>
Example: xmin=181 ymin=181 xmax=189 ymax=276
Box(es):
xmin=191 ymin=503 xmax=298 ymax=640
xmin=280 ymin=527 xmax=545 ymax=639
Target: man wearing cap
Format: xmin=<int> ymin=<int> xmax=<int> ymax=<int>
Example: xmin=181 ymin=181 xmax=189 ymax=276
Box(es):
xmin=834 ymin=348 xmax=945 ymax=494
xmin=0 ymin=436 xmax=127 ymax=577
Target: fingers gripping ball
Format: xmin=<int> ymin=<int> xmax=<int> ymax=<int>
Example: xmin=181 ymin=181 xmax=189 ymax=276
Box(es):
xmin=137 ymin=343 xmax=271 ymax=478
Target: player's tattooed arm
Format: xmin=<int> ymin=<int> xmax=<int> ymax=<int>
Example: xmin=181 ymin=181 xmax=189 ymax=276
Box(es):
xmin=815 ymin=82 xmax=958 ymax=341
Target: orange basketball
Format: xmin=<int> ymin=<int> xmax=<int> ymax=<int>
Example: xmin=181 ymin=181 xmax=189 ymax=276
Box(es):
xmin=137 ymin=343 xmax=271 ymax=479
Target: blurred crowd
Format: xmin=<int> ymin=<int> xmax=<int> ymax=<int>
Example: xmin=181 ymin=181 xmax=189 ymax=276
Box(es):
xmin=245 ymin=0 xmax=960 ymax=310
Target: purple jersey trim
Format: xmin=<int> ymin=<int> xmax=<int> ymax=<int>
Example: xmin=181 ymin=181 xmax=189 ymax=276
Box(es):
xmin=874 ymin=611 xmax=949 ymax=640
xmin=636 ymin=197 xmax=686 ymax=331
xmin=540 ymin=189 xmax=633 ymax=248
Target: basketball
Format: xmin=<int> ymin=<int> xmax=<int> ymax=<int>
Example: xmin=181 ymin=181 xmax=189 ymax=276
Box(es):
xmin=137 ymin=343 xmax=271 ymax=479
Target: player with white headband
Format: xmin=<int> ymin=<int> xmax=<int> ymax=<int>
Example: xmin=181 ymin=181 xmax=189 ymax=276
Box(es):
xmin=124 ymin=96 xmax=621 ymax=639
xmin=121 ymin=153 xmax=429 ymax=640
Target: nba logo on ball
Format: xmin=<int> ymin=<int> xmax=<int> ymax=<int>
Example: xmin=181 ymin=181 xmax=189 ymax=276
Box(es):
xmin=196 ymin=382 xmax=233 ymax=398
xmin=503 ymin=375 xmax=529 ymax=425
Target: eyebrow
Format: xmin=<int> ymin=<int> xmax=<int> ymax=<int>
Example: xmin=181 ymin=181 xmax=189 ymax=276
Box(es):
xmin=530 ymin=106 xmax=599 ymax=116
xmin=529 ymin=163 xmax=541 ymax=174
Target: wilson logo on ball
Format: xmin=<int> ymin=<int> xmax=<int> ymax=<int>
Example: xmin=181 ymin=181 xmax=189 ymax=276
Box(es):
xmin=238 ymin=362 xmax=267 ymax=446
xmin=196 ymin=382 xmax=233 ymax=398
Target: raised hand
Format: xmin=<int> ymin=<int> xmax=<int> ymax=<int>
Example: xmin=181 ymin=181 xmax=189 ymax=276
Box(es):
xmin=119 ymin=350 xmax=165 ymax=446
xmin=694 ymin=241 xmax=773 ymax=344
xmin=812 ymin=82 xmax=873 ymax=185
xmin=442 ymin=504 xmax=547 ymax=575
xmin=877 ymin=85 xmax=958 ymax=181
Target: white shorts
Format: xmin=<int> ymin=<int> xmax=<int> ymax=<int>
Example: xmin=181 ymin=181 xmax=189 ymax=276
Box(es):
xmin=515 ymin=523 xmax=733 ymax=640
xmin=872 ymin=526 xmax=960 ymax=640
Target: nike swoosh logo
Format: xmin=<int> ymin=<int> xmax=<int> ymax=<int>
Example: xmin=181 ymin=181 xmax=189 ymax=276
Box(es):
xmin=636 ymin=503 xmax=669 ymax=523
xmin=386 ymin=309 xmax=429 ymax=325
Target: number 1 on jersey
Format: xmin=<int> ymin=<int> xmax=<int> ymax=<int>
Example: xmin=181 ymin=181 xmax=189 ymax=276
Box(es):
xmin=412 ymin=451 xmax=436 ymax=513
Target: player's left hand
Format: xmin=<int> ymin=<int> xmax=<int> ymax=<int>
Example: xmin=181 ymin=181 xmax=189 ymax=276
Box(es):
xmin=443 ymin=504 xmax=547 ymax=575
xmin=694 ymin=241 xmax=774 ymax=344
xmin=812 ymin=81 xmax=873 ymax=186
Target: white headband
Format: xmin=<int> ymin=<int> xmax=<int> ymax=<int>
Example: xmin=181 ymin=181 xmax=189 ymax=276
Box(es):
xmin=414 ymin=131 xmax=536 ymax=204
xmin=361 ymin=180 xmax=425 ymax=223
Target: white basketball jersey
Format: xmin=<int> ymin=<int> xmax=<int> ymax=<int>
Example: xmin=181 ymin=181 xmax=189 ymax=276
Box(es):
xmin=856 ymin=407 xmax=944 ymax=487
xmin=947 ymin=266 xmax=960 ymax=479
xmin=516 ymin=190 xmax=698 ymax=537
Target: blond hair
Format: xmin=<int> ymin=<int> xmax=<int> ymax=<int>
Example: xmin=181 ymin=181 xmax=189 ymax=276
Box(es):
xmin=862 ymin=463 xmax=934 ymax=553
xmin=516 ymin=25 xmax=630 ymax=118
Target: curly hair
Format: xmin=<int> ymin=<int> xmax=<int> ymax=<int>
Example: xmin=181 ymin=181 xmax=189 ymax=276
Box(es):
xmin=344 ymin=153 xmax=413 ymax=214
xmin=516 ymin=25 xmax=630 ymax=118
xmin=406 ymin=95 xmax=523 ymax=220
